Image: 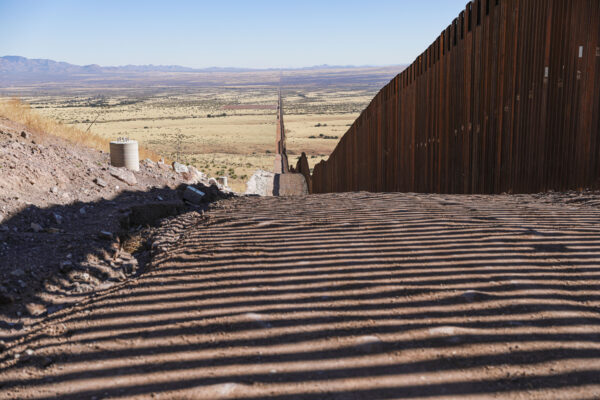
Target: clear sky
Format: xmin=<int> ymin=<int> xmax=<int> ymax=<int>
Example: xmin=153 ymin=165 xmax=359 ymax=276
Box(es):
xmin=0 ymin=0 xmax=469 ymax=69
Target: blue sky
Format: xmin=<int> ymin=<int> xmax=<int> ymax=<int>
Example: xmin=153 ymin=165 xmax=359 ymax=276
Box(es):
xmin=0 ymin=0 xmax=469 ymax=69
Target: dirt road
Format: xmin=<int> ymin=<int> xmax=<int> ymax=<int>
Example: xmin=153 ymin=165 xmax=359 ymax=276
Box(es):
xmin=1 ymin=192 xmax=600 ymax=399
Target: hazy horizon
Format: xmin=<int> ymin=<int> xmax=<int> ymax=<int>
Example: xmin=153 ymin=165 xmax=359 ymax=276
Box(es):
xmin=0 ymin=54 xmax=405 ymax=71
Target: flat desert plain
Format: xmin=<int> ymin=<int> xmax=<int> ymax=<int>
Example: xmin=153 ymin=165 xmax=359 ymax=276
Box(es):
xmin=1 ymin=66 xmax=404 ymax=191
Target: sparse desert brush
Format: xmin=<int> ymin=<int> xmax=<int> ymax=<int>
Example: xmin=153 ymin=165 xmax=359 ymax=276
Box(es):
xmin=0 ymin=98 xmax=164 ymax=162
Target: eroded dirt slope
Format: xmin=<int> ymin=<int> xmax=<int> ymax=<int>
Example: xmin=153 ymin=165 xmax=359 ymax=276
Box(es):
xmin=0 ymin=117 xmax=231 ymax=331
xmin=1 ymin=191 xmax=600 ymax=399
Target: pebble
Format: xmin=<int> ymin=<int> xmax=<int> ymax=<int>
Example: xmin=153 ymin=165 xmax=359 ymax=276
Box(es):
xmin=98 ymin=231 xmax=113 ymax=240
xmin=59 ymin=260 xmax=73 ymax=273
xmin=41 ymin=356 xmax=54 ymax=368
xmin=354 ymin=335 xmax=384 ymax=353
xmin=72 ymin=282 xmax=94 ymax=293
xmin=30 ymin=222 xmax=43 ymax=233
xmin=46 ymin=304 xmax=65 ymax=315
xmin=53 ymin=213 xmax=63 ymax=225
xmin=94 ymin=177 xmax=107 ymax=188
xmin=79 ymin=207 xmax=86 ymax=215
xmin=50 ymin=186 xmax=59 ymax=194
xmin=10 ymin=268 xmax=25 ymax=277
xmin=121 ymin=261 xmax=137 ymax=274
xmin=26 ymin=302 xmax=46 ymax=317
xmin=461 ymin=290 xmax=492 ymax=302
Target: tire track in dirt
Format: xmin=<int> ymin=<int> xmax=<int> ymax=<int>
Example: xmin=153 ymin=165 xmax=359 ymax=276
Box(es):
xmin=1 ymin=192 xmax=600 ymax=399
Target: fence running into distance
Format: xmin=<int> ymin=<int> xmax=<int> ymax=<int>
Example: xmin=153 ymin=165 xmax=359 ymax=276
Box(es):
xmin=309 ymin=0 xmax=600 ymax=194
xmin=274 ymin=89 xmax=290 ymax=174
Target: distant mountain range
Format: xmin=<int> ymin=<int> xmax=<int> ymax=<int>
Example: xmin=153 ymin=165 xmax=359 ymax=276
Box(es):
xmin=0 ymin=55 xmax=388 ymax=76
xmin=0 ymin=55 xmax=244 ymax=74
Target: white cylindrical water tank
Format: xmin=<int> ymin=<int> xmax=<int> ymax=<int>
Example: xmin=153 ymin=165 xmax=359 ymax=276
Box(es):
xmin=110 ymin=139 xmax=139 ymax=171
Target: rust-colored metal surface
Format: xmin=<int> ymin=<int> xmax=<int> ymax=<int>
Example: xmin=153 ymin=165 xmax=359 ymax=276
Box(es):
xmin=293 ymin=151 xmax=312 ymax=193
xmin=274 ymin=89 xmax=290 ymax=174
xmin=311 ymin=0 xmax=600 ymax=194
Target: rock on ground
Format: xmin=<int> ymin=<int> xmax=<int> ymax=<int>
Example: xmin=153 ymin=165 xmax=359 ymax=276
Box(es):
xmin=108 ymin=166 xmax=137 ymax=186
xmin=245 ymin=169 xmax=308 ymax=196
xmin=0 ymin=117 xmax=232 ymax=330
xmin=182 ymin=186 xmax=206 ymax=205
xmin=245 ymin=170 xmax=275 ymax=196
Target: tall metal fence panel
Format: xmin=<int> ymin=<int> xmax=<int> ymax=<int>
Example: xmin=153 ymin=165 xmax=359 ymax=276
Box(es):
xmin=310 ymin=0 xmax=600 ymax=194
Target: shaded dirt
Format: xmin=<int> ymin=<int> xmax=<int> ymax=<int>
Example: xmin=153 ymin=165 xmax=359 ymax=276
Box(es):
xmin=1 ymin=191 xmax=600 ymax=399
xmin=0 ymin=117 xmax=232 ymax=331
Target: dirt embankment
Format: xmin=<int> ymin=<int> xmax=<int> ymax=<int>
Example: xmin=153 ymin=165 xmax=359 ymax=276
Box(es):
xmin=0 ymin=117 xmax=232 ymax=331
xmin=1 ymin=190 xmax=600 ymax=399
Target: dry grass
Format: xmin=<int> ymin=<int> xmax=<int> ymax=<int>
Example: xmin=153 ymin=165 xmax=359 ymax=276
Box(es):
xmin=2 ymin=82 xmax=380 ymax=191
xmin=0 ymin=98 xmax=163 ymax=162
xmin=0 ymin=66 xmax=404 ymax=191
xmin=16 ymin=89 xmax=368 ymax=191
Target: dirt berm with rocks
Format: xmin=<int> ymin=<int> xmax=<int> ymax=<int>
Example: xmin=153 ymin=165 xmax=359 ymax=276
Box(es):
xmin=1 ymin=154 xmax=600 ymax=399
xmin=0 ymin=117 xmax=233 ymax=332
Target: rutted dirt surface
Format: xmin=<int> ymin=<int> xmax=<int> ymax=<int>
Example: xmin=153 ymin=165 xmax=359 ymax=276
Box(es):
xmin=1 ymin=192 xmax=600 ymax=399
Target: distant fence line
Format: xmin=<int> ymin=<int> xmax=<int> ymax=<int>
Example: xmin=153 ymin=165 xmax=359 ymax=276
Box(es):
xmin=307 ymin=0 xmax=600 ymax=194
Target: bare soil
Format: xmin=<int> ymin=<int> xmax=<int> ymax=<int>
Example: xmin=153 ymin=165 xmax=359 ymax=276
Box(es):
xmin=0 ymin=117 xmax=232 ymax=331
xmin=1 ymin=191 xmax=600 ymax=399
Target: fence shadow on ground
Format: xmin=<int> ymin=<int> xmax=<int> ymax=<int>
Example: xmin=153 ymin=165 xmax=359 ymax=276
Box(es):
xmin=1 ymin=192 xmax=600 ymax=399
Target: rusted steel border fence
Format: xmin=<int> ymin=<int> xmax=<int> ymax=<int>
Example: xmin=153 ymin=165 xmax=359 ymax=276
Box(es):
xmin=310 ymin=0 xmax=600 ymax=194
xmin=274 ymin=89 xmax=290 ymax=174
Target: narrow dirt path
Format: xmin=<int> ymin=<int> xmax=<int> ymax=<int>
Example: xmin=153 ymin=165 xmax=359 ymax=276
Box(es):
xmin=1 ymin=192 xmax=600 ymax=399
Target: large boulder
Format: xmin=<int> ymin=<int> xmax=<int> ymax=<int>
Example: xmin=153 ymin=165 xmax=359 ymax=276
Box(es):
xmin=246 ymin=170 xmax=275 ymax=196
xmin=245 ymin=170 xmax=308 ymax=196
xmin=181 ymin=166 xmax=207 ymax=184
xmin=183 ymin=186 xmax=206 ymax=205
